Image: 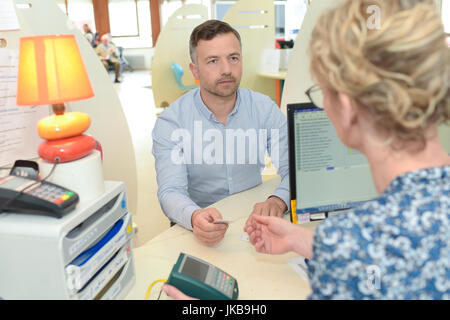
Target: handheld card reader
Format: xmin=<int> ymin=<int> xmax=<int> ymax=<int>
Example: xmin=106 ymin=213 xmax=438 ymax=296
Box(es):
xmin=166 ymin=253 xmax=239 ymax=300
xmin=0 ymin=175 xmax=79 ymax=218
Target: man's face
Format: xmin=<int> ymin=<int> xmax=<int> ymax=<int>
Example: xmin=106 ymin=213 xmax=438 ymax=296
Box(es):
xmin=102 ymin=37 xmax=110 ymax=46
xmin=190 ymin=33 xmax=242 ymax=98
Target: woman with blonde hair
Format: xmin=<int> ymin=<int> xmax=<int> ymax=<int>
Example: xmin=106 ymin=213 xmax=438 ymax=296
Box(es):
xmin=244 ymin=0 xmax=450 ymax=299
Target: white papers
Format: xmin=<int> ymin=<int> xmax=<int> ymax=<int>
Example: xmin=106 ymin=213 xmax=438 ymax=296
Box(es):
xmin=0 ymin=0 xmax=20 ymax=31
xmin=287 ymin=256 xmax=309 ymax=282
xmin=259 ymin=49 xmax=280 ymax=75
xmin=0 ymin=49 xmax=49 ymax=167
xmin=241 ymin=232 xmax=249 ymax=242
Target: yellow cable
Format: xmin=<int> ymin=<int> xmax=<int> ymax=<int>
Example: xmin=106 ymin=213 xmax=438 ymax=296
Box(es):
xmin=144 ymin=279 xmax=167 ymax=300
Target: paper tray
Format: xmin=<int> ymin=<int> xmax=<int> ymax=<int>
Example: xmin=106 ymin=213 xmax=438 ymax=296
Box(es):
xmin=70 ymin=242 xmax=131 ymax=300
xmin=65 ymin=213 xmax=132 ymax=291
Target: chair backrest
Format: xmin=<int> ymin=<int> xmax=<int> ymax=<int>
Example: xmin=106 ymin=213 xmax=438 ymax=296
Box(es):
xmin=117 ymin=46 xmax=124 ymax=58
xmin=171 ymin=62 xmax=197 ymax=91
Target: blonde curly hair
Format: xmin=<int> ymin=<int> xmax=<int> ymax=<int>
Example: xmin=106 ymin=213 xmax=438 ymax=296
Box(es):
xmin=309 ymin=0 xmax=450 ymax=150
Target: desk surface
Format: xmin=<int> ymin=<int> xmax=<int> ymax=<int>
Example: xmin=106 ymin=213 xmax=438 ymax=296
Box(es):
xmin=257 ymin=71 xmax=287 ymax=80
xmin=125 ymin=177 xmax=320 ymax=300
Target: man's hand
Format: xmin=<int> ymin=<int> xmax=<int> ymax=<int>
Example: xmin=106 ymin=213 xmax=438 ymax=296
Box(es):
xmin=191 ymin=208 xmax=228 ymax=246
xmin=252 ymin=196 xmax=287 ymax=217
xmin=245 ymin=196 xmax=287 ymax=229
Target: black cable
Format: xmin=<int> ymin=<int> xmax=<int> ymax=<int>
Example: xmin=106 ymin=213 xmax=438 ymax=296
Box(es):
xmin=0 ymin=160 xmax=59 ymax=214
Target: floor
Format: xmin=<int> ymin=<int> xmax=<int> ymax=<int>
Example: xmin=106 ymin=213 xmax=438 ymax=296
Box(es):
xmin=113 ymin=70 xmax=279 ymax=248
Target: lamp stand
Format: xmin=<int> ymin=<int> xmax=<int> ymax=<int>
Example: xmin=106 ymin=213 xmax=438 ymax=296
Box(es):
xmin=52 ymin=103 xmax=65 ymax=115
xmin=38 ymin=150 xmax=105 ymax=204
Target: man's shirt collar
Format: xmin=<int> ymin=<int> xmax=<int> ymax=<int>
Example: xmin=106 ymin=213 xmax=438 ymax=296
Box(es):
xmin=194 ymin=88 xmax=241 ymax=123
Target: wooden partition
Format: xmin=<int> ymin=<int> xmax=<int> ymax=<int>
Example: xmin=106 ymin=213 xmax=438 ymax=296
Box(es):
xmin=223 ymin=0 xmax=275 ymax=101
xmin=0 ymin=0 xmax=138 ymax=215
xmin=151 ymin=4 xmax=208 ymax=109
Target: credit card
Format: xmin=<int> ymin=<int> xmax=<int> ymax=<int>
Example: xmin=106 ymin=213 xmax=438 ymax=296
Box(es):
xmin=213 ymin=219 xmax=230 ymax=225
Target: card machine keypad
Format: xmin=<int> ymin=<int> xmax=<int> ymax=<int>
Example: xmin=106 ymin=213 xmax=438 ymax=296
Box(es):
xmin=205 ymin=267 xmax=236 ymax=298
xmin=0 ymin=175 xmax=79 ymax=218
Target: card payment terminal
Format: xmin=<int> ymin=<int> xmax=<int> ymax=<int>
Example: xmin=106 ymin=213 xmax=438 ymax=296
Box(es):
xmin=167 ymin=253 xmax=239 ymax=300
xmin=0 ymin=175 xmax=79 ymax=218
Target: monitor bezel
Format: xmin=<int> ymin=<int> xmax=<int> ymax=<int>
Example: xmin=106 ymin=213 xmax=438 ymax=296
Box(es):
xmin=287 ymin=103 xmax=320 ymax=209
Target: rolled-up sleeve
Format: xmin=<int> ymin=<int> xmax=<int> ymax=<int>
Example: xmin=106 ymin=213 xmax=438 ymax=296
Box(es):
xmin=152 ymin=113 xmax=200 ymax=230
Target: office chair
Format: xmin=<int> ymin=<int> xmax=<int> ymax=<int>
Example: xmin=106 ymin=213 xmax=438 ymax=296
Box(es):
xmin=118 ymin=47 xmax=134 ymax=72
xmin=171 ymin=62 xmax=197 ymax=91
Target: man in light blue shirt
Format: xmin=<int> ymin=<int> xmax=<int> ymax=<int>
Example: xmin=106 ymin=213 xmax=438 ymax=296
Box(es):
xmin=152 ymin=20 xmax=289 ymax=246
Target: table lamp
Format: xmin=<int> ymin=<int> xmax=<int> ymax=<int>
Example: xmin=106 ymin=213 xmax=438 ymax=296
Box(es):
xmin=16 ymin=34 xmax=105 ymax=203
xmin=16 ymin=34 xmax=96 ymax=163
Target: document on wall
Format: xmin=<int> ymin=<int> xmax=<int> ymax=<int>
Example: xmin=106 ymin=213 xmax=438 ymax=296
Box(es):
xmin=0 ymin=0 xmax=20 ymax=31
xmin=0 ymin=49 xmax=49 ymax=167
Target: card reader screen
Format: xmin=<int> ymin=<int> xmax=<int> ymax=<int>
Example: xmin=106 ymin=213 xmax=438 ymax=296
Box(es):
xmin=181 ymin=256 xmax=209 ymax=282
xmin=0 ymin=176 xmax=31 ymax=190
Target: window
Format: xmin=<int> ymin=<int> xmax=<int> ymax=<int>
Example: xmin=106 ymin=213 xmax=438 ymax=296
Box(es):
xmin=275 ymin=1 xmax=286 ymax=38
xmin=109 ymin=0 xmax=139 ymax=37
xmin=284 ymin=0 xmax=307 ymax=40
xmin=56 ymin=0 xmax=96 ymax=34
xmin=215 ymin=1 xmax=235 ymax=21
xmin=111 ymin=0 xmax=153 ymax=48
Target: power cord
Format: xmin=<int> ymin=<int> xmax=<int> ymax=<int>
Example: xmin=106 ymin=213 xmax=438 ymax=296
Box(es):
xmin=144 ymin=279 xmax=167 ymax=300
xmin=0 ymin=159 xmax=59 ymax=214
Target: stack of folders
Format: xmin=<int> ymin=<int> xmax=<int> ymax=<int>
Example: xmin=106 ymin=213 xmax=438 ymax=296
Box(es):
xmin=65 ymin=213 xmax=133 ymax=300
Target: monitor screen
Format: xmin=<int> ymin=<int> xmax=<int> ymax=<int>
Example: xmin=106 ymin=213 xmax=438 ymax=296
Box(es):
xmin=288 ymin=104 xmax=378 ymax=216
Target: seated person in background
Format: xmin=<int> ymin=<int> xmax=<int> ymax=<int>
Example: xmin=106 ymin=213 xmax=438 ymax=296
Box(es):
xmin=92 ymin=32 xmax=100 ymax=48
xmin=82 ymin=24 xmax=94 ymax=46
xmin=95 ymin=34 xmax=121 ymax=83
xmin=84 ymin=32 xmax=94 ymax=46
xmin=152 ymin=20 xmax=289 ymax=247
xmin=82 ymin=23 xmax=93 ymax=38
xmin=163 ymin=0 xmax=450 ymax=300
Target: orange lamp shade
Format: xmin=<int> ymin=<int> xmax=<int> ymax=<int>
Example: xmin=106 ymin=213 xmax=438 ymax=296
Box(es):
xmin=16 ymin=34 xmax=94 ymax=106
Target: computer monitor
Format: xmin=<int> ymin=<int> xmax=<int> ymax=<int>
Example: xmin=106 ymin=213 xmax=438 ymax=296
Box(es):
xmin=287 ymin=103 xmax=378 ymax=222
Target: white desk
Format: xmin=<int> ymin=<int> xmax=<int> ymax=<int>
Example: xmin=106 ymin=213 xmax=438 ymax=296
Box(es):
xmin=125 ymin=177 xmax=320 ymax=300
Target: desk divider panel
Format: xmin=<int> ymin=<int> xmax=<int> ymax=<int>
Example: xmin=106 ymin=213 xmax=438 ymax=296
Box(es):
xmin=222 ymin=0 xmax=275 ymax=102
xmin=151 ymin=4 xmax=208 ymax=109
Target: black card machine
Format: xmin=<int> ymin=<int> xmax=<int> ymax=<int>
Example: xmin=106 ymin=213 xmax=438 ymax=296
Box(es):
xmin=167 ymin=253 xmax=239 ymax=300
xmin=0 ymin=175 xmax=79 ymax=218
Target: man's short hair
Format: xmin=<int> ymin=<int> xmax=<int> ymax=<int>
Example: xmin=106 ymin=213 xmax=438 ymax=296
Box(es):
xmin=189 ymin=20 xmax=242 ymax=63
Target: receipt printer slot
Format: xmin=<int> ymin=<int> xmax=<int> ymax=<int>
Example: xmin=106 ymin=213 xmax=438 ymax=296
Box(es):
xmin=62 ymin=191 xmax=128 ymax=264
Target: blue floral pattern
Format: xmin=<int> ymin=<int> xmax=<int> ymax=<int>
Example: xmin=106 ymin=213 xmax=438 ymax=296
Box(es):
xmin=308 ymin=166 xmax=450 ymax=300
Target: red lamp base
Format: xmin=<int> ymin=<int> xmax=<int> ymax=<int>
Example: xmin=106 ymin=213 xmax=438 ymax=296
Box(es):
xmin=38 ymin=134 xmax=96 ymax=163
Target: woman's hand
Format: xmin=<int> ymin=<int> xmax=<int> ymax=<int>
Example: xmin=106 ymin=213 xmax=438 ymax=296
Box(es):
xmin=244 ymin=215 xmax=314 ymax=258
xmin=162 ymin=284 xmax=197 ymax=300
